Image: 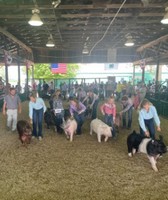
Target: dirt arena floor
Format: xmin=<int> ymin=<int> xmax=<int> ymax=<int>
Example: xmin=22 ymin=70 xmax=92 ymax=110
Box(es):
xmin=0 ymin=100 xmax=168 ymax=200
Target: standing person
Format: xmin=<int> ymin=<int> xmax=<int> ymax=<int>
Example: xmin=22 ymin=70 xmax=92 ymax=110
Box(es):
xmin=32 ymin=80 xmax=37 ymax=91
xmin=100 ymin=96 xmax=117 ymax=138
xmin=4 ymin=83 xmax=11 ymax=95
xmin=69 ymin=86 xmax=76 ymax=99
xmin=42 ymin=81 xmax=49 ymax=96
xmin=119 ymin=95 xmax=133 ymax=130
xmin=3 ymin=87 xmax=22 ymax=132
xmin=69 ymin=98 xmax=86 ymax=135
xmin=49 ymin=81 xmax=55 ymax=95
xmin=29 ymin=91 xmax=46 ymax=140
xmin=116 ymin=81 xmax=122 ymax=101
xmin=61 ymin=82 xmax=68 ymax=100
xmin=82 ymin=90 xmax=99 ymax=120
xmin=52 ymin=89 xmax=64 ymax=134
xmin=138 ymin=99 xmax=161 ymax=140
xmin=77 ymin=87 xmax=86 ymax=102
xmin=0 ymin=77 xmax=4 ymax=92
xmin=139 ymin=83 xmax=147 ymax=103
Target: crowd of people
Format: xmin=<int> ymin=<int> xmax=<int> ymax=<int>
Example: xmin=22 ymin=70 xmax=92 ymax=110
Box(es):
xmin=2 ymin=79 xmax=162 ymax=142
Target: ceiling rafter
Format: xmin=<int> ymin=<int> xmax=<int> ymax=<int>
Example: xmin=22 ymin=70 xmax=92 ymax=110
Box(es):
xmin=0 ymin=0 xmax=168 ymax=63
xmin=0 ymin=27 xmax=32 ymax=53
xmin=0 ymin=3 xmax=164 ymax=10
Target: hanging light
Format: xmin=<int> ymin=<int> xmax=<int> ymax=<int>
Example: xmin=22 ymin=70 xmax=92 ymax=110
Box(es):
xmin=46 ymin=35 xmax=55 ymax=47
xmin=28 ymin=8 xmax=43 ymax=26
xmin=124 ymin=35 xmax=134 ymax=47
xmin=82 ymin=46 xmax=89 ymax=54
xmin=141 ymin=0 xmax=149 ymax=7
xmin=161 ymin=7 xmax=168 ymax=24
xmin=52 ymin=0 xmax=61 ymax=8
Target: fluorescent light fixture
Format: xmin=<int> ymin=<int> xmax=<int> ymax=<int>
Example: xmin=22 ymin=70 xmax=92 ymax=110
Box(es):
xmin=28 ymin=8 xmax=43 ymax=26
xmin=125 ymin=36 xmax=134 ymax=47
xmin=161 ymin=7 xmax=168 ymax=24
xmin=46 ymin=35 xmax=55 ymax=47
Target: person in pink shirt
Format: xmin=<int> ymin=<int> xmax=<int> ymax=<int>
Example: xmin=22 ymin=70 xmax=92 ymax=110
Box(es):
xmin=100 ymin=96 xmax=117 ymax=138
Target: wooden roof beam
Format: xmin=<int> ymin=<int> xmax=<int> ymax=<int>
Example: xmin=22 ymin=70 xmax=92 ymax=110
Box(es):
xmin=136 ymin=35 xmax=168 ymax=53
xmin=0 ymin=27 xmax=32 ymax=53
xmin=0 ymin=3 xmax=164 ymax=10
xmin=133 ymin=51 xmax=168 ymax=65
xmin=0 ymin=12 xmax=163 ymax=19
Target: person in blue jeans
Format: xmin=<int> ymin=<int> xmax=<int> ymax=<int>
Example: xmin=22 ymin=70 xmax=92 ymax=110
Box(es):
xmin=120 ymin=95 xmax=133 ymax=130
xmin=29 ymin=91 xmax=46 ymax=140
xmin=138 ymin=99 xmax=161 ymax=139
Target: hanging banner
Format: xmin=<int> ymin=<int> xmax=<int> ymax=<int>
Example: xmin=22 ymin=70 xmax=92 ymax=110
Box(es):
xmin=25 ymin=60 xmax=32 ymax=69
xmin=104 ymin=63 xmax=118 ymax=70
xmin=140 ymin=59 xmax=145 ymax=69
xmin=4 ymin=50 xmax=12 ymax=66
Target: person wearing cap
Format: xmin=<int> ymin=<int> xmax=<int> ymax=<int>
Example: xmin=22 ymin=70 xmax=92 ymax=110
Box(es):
xmin=3 ymin=87 xmax=21 ymax=132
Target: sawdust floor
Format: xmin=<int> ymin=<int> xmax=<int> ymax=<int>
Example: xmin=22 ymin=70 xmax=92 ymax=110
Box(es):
xmin=0 ymin=101 xmax=168 ymax=200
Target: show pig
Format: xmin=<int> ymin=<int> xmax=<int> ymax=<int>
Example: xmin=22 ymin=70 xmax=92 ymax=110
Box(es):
xmin=127 ymin=130 xmax=167 ymax=172
xmin=17 ymin=120 xmax=32 ymax=146
xmin=62 ymin=118 xmax=77 ymax=142
xmin=44 ymin=108 xmax=56 ymax=129
xmin=90 ymin=118 xmax=112 ymax=143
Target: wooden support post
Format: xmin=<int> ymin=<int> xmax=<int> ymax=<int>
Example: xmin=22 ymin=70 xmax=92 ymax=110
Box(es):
xmin=25 ymin=65 xmax=29 ymax=96
xmin=55 ymin=79 xmax=57 ymax=89
xmin=32 ymin=65 xmax=34 ymax=80
xmin=133 ymin=65 xmax=135 ymax=86
xmin=54 ymin=79 xmax=56 ymax=91
xmin=5 ymin=64 xmax=8 ymax=86
xmin=17 ymin=60 xmax=21 ymax=93
xmin=68 ymin=79 xmax=70 ymax=92
xmin=155 ymin=58 xmax=160 ymax=92
xmin=142 ymin=68 xmax=145 ymax=83
xmin=17 ymin=46 xmax=21 ymax=93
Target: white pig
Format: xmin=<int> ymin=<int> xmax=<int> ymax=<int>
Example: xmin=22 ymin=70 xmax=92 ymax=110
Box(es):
xmin=62 ymin=118 xmax=77 ymax=142
xmin=90 ymin=118 xmax=112 ymax=143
